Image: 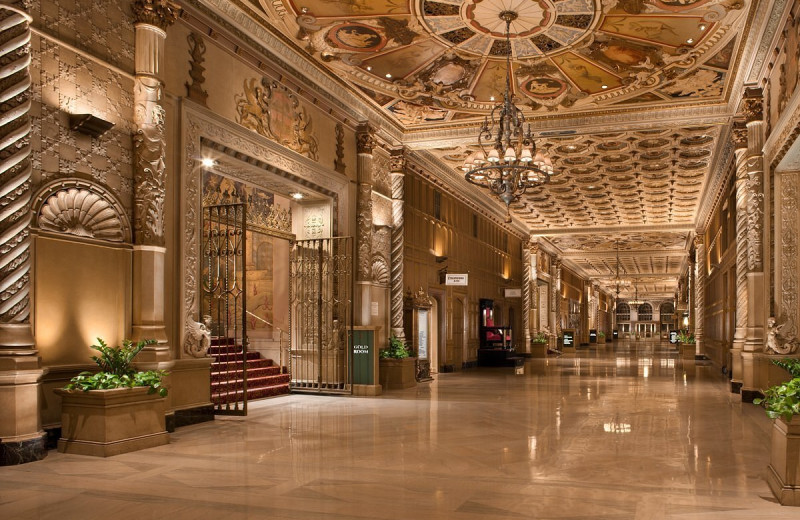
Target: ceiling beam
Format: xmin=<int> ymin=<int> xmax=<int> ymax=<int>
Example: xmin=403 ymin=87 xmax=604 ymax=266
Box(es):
xmin=529 ymin=223 xmax=695 ymax=236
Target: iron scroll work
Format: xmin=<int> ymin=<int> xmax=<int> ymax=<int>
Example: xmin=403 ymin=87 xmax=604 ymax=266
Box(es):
xmin=202 ymin=203 xmax=248 ymax=415
xmin=290 ymin=237 xmax=353 ymax=394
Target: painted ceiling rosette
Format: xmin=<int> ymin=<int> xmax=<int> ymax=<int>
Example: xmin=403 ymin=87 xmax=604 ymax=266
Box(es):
xmin=262 ymin=0 xmax=748 ymax=125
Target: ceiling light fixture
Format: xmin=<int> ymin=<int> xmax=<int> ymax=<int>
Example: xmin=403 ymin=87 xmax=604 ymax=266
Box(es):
xmin=291 ymin=192 xmax=304 ymax=200
xmin=200 ymin=158 xmax=215 ymax=168
xmin=461 ymin=10 xmax=556 ymax=223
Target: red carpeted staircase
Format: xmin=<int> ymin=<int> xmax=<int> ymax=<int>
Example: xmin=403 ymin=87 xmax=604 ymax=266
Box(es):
xmin=209 ymin=339 xmax=291 ymax=406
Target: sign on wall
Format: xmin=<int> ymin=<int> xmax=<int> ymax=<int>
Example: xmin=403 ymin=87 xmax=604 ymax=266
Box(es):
xmin=351 ymin=329 xmax=375 ymax=385
xmin=445 ymin=274 xmax=468 ymax=286
xmin=504 ymin=288 xmax=521 ymax=298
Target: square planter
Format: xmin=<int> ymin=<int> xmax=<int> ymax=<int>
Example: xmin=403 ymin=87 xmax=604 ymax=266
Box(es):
xmin=766 ymin=415 xmax=800 ymax=506
xmin=379 ymin=357 xmax=417 ymax=390
xmin=55 ymin=387 xmax=169 ymax=457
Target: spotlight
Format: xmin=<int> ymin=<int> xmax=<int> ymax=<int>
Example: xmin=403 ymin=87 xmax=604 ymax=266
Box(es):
xmin=69 ymin=114 xmax=114 ymax=138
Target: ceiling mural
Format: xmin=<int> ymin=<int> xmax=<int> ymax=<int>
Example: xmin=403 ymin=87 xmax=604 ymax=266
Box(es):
xmin=254 ymin=0 xmax=747 ymax=121
xmin=231 ymin=0 xmax=760 ymax=299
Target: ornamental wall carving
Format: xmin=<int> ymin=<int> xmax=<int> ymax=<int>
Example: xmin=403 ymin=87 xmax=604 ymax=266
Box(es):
xmin=33 ymin=179 xmax=132 ymax=243
xmin=235 ymin=77 xmax=319 ymax=161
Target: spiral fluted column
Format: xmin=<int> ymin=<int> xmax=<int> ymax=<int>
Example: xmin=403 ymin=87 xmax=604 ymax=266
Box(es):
xmin=693 ymin=236 xmax=705 ymax=358
xmin=389 ymin=149 xmax=405 ymax=340
xmin=730 ymin=120 xmax=748 ymax=393
xmin=0 ymin=0 xmax=46 ymax=466
xmin=355 ymin=124 xmax=375 ymax=326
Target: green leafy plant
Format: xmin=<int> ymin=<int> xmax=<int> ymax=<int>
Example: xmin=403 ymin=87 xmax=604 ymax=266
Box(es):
xmin=597 ymin=331 xmax=605 ymax=339
xmin=380 ymin=335 xmax=411 ymax=359
xmin=754 ymin=359 xmax=800 ymax=422
xmin=64 ymin=338 xmax=168 ymax=397
xmin=676 ymin=330 xmax=695 ymax=344
xmin=532 ymin=332 xmax=548 ymax=344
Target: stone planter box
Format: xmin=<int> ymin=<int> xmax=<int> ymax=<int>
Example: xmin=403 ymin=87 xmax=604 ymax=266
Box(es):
xmin=379 ymin=357 xmax=417 ymax=390
xmin=767 ymin=415 xmax=800 ymax=506
xmin=55 ymin=387 xmax=169 ymax=457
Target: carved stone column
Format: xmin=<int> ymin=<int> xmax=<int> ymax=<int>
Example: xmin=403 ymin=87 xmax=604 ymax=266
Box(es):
xmin=730 ymin=119 xmax=748 ymax=393
xmin=389 ymin=148 xmax=405 ymax=340
xmin=0 ymin=1 xmax=46 ymax=465
xmin=694 ymin=235 xmax=706 ymax=358
xmin=553 ymin=258 xmax=562 ymax=338
xmin=522 ymin=239 xmax=538 ymax=352
xmin=130 ymin=0 xmax=179 ymax=365
xmin=591 ymin=284 xmax=600 ymax=335
xmin=355 ymin=124 xmax=375 ymax=326
xmin=740 ymin=87 xmax=767 ymax=402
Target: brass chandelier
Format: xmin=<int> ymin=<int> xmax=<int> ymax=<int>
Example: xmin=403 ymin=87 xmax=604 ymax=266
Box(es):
xmin=461 ymin=10 xmax=555 ymax=223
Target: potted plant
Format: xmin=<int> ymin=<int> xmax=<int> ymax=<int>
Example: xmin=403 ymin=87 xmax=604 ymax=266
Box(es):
xmin=55 ymin=338 xmax=170 ymax=457
xmin=379 ymin=335 xmax=416 ymax=390
xmin=597 ymin=331 xmax=606 ymax=344
xmin=676 ymin=329 xmax=695 ymax=358
xmin=754 ymin=358 xmax=800 ymax=506
xmin=530 ymin=331 xmax=549 ymax=358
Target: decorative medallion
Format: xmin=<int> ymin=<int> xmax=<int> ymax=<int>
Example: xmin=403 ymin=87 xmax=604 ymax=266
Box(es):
xmin=326 ymin=22 xmax=387 ymax=52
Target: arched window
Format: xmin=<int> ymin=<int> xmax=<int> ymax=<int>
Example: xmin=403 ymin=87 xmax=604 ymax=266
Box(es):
xmin=637 ymin=303 xmax=653 ymax=321
xmin=616 ymin=302 xmax=630 ymax=322
xmin=659 ymin=302 xmax=674 ymax=323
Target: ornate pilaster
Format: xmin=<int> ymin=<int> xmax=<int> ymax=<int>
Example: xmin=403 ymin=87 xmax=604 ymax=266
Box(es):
xmin=0 ymin=0 xmax=46 ymax=465
xmin=731 ymin=119 xmax=748 ymax=392
xmin=741 ymin=88 xmax=766 ymax=385
xmin=779 ymin=171 xmax=800 ymax=344
xmin=553 ymin=258 xmax=562 ymax=338
xmin=693 ymin=235 xmax=706 ymax=357
xmin=389 ymin=148 xmax=405 ymax=340
xmin=522 ymin=239 xmax=538 ymax=351
xmin=130 ymin=1 xmax=179 ymax=361
xmin=591 ymin=284 xmax=599 ymax=333
xmin=355 ymin=124 xmax=375 ymax=326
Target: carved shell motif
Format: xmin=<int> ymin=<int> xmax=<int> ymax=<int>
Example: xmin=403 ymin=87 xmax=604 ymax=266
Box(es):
xmin=38 ymin=188 xmax=126 ymax=242
xmin=371 ymin=254 xmax=390 ymax=286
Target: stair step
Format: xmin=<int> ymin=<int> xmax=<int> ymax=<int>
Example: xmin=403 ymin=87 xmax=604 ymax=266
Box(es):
xmin=211 ymin=373 xmax=291 ymax=391
xmin=212 ymin=383 xmax=290 ymax=406
xmin=211 ymin=366 xmax=284 ymax=382
xmin=211 ymin=359 xmax=275 ymax=373
xmin=211 ymin=351 xmax=265 ymax=363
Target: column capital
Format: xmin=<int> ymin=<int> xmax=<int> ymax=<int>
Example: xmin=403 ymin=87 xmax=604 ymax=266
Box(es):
xmin=742 ymin=87 xmax=763 ymax=123
xmin=132 ymin=0 xmax=181 ymax=30
xmin=389 ymin=148 xmax=406 ymax=173
xmin=732 ymin=118 xmax=748 ymax=150
xmin=356 ymin=123 xmax=376 ymax=154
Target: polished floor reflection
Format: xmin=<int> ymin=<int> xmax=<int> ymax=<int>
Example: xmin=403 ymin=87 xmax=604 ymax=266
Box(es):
xmin=1 ymin=341 xmax=795 ymax=519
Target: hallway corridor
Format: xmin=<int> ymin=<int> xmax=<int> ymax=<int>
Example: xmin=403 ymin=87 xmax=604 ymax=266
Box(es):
xmin=0 ymin=341 xmax=795 ymax=519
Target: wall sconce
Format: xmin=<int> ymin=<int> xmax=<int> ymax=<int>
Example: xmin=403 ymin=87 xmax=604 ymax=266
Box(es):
xmin=435 ymin=255 xmax=448 ymax=263
xmin=69 ymin=114 xmax=114 ymax=138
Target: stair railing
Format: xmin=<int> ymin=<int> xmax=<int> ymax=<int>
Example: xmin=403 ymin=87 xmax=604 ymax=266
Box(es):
xmin=245 ymin=310 xmax=290 ymax=375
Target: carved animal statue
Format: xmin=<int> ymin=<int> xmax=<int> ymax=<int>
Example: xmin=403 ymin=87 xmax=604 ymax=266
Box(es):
xmin=185 ymin=315 xmax=212 ymax=358
xmin=765 ymin=316 xmax=800 ymax=355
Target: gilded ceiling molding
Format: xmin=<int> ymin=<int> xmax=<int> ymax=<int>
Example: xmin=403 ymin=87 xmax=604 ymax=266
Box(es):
xmin=131 ymin=0 xmax=181 ymax=30
xmin=33 ymin=179 xmax=132 ymax=243
xmin=180 ymin=0 xmax=402 ymax=143
xmin=744 ymin=0 xmax=791 ymax=85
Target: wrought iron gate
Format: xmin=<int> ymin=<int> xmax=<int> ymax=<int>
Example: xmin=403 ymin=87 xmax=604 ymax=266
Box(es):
xmin=290 ymin=237 xmax=353 ymax=394
xmin=202 ymin=203 xmax=248 ymax=414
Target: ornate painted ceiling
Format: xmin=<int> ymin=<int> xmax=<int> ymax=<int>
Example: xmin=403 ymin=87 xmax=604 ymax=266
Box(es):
xmin=231 ymin=0 xmax=758 ymax=299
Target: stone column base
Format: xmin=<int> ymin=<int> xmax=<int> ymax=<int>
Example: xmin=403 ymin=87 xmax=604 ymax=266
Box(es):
xmin=0 ymin=432 xmax=47 ymax=466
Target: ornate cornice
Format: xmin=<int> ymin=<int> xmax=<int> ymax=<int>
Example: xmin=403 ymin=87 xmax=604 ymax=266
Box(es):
xmin=745 ymin=0 xmax=791 ymax=85
xmin=132 ymin=0 xmax=181 ymax=30
xmin=182 ymin=0 xmax=402 ymax=144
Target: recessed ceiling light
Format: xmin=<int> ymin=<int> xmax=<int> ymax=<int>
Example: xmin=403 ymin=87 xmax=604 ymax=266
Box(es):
xmin=201 ymin=158 xmax=215 ymax=168
xmin=366 ymin=65 xmax=372 ymax=71
xmin=385 ymin=73 xmax=392 ymax=79
xmin=699 ymin=24 xmax=706 ymax=31
xmin=601 ymin=85 xmax=608 ymax=89
xmin=686 ymin=38 xmax=694 ymax=44
xmin=490 ymin=96 xmax=495 ymax=101
xmin=291 ymin=192 xmax=304 ymax=200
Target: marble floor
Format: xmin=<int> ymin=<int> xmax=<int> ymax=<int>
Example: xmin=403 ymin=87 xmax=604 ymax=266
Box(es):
xmin=1 ymin=341 xmax=796 ymax=519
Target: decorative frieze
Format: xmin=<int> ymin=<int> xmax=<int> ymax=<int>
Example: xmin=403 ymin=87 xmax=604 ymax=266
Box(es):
xmin=780 ymin=171 xmax=799 ymax=341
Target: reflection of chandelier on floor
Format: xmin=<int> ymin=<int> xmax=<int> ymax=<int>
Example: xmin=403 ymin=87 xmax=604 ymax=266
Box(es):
xmin=461 ymin=10 xmax=556 ymax=223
